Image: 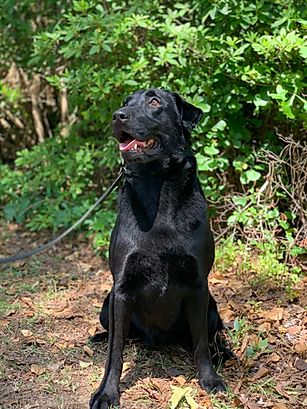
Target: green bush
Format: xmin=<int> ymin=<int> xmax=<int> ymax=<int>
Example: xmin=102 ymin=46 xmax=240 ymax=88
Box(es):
xmin=0 ymin=0 xmax=72 ymax=72
xmin=0 ymin=135 xmax=117 ymax=249
xmin=0 ymin=0 xmax=306 ymax=258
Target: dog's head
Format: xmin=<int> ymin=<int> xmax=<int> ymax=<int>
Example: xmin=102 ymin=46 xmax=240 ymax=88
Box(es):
xmin=112 ymin=89 xmax=203 ymax=163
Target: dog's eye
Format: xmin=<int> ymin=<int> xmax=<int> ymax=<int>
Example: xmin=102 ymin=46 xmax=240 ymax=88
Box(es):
xmin=149 ymin=98 xmax=161 ymax=107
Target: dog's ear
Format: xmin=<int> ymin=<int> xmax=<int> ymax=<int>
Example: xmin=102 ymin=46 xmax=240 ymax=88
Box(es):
xmin=173 ymin=93 xmax=203 ymax=131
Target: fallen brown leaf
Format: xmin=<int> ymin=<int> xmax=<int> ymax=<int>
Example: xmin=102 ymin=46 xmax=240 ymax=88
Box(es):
xmin=264 ymin=307 xmax=284 ymax=322
xmin=0 ymin=319 xmax=10 ymax=329
xmin=251 ymin=367 xmax=270 ymax=380
xmin=79 ymin=360 xmax=93 ymax=368
xmin=21 ymin=329 xmax=33 ymax=337
xmin=30 ymin=364 xmax=46 ymax=376
xmin=232 ymin=396 xmax=243 ymax=407
xmin=174 ymin=375 xmax=186 ymax=387
xmin=286 ymin=325 xmax=301 ymax=335
xmin=294 ymin=341 xmax=307 ymax=354
xmin=46 ymin=360 xmax=65 ymax=372
xmin=55 ymin=341 xmax=68 ymax=350
xmin=83 ymin=345 xmax=94 ymax=357
xmin=44 ymin=299 xmax=69 ymax=313
xmin=92 ymin=298 xmax=102 ymax=308
xmin=238 ymin=334 xmax=249 ymax=358
xmin=272 ymin=403 xmax=288 ymax=409
xmin=5 ymin=287 xmax=17 ymax=295
xmin=258 ymin=322 xmax=271 ymax=332
xmin=20 ymin=297 xmax=34 ymax=307
xmin=219 ymin=306 xmax=234 ymax=322
xmin=121 ymin=361 xmax=132 ymax=377
xmin=210 ymin=277 xmax=227 ymax=284
xmin=79 ymin=262 xmax=92 ymax=272
xmin=269 ymin=353 xmax=281 ymax=363
xmin=294 ymin=357 xmax=307 ymax=371
xmin=247 ymin=402 xmax=261 ymax=409
xmin=88 ymin=326 xmax=98 ymax=336
xmin=53 ymin=307 xmax=83 ymax=319
xmin=7 ymin=223 xmax=19 ymax=231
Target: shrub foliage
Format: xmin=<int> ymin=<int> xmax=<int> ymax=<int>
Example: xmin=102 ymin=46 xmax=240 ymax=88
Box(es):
xmin=0 ymin=0 xmax=306 ymax=256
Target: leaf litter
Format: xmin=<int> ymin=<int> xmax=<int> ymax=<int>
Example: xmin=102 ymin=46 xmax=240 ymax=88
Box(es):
xmin=0 ymin=224 xmax=306 ymax=408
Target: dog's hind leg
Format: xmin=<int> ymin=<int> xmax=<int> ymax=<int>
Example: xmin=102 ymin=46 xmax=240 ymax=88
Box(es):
xmin=90 ymin=291 xmax=143 ymax=345
xmin=89 ymin=292 xmax=111 ymax=344
xmin=185 ymin=287 xmax=226 ymax=393
xmin=207 ymin=293 xmax=234 ymax=365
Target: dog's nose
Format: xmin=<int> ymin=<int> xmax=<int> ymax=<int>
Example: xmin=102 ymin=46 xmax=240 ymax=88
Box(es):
xmin=112 ymin=110 xmax=129 ymax=122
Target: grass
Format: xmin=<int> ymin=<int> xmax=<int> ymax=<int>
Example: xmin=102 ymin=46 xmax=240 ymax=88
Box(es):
xmin=215 ymin=238 xmax=305 ymax=299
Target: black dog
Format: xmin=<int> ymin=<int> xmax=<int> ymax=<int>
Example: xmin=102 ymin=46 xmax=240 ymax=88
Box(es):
xmin=90 ymin=89 xmax=232 ymax=409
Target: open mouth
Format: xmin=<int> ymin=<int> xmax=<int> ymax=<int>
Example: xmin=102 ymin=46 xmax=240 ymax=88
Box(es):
xmin=119 ymin=132 xmax=156 ymax=152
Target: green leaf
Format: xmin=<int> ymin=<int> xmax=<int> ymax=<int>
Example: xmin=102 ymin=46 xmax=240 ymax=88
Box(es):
xmin=234 ymin=317 xmax=241 ymax=331
xmin=102 ymin=43 xmax=111 ymax=52
xmin=204 ymin=145 xmax=219 ymax=155
xmin=281 ymin=100 xmax=295 ymax=119
xmin=233 ymin=196 xmax=247 ymax=206
xmin=89 ymin=45 xmax=99 ymax=55
xmin=233 ymin=43 xmax=250 ymax=56
xmin=219 ymin=4 xmax=229 ymax=15
xmin=270 ymin=85 xmax=287 ymax=101
xmin=208 ymin=6 xmax=217 ymax=19
xmin=299 ymin=46 xmax=307 ymax=59
xmin=212 ymin=119 xmax=227 ymax=131
xmin=96 ymin=4 xmax=104 ymax=14
xmin=227 ymin=214 xmax=237 ymax=225
xmin=125 ymin=79 xmax=138 ymax=86
xmin=240 ymin=169 xmax=261 ymax=184
xmin=254 ymin=95 xmax=269 ymax=108
xmin=246 ymin=169 xmax=261 ymax=182
xmin=246 ymin=346 xmax=254 ymax=358
xmin=198 ymin=103 xmax=211 ymax=113
xmin=271 ymin=16 xmax=288 ymax=28
xmin=195 ymin=153 xmax=207 ymax=171
xmin=73 ymin=0 xmax=90 ymax=12
xmin=258 ymin=339 xmax=269 ymax=349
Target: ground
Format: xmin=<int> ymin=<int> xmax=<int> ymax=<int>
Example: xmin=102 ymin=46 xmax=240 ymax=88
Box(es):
xmin=0 ymin=224 xmax=306 ymax=409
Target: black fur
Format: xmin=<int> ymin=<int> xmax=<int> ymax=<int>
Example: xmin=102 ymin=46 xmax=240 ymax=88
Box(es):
xmin=90 ymin=89 xmax=233 ymax=409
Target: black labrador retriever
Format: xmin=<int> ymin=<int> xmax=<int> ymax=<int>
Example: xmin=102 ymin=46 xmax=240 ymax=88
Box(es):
xmin=90 ymin=89 xmax=232 ymax=409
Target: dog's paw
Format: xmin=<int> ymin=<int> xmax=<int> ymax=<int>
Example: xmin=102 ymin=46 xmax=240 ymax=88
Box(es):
xmin=89 ymin=388 xmax=120 ymax=409
xmin=199 ymin=373 xmax=226 ymax=394
xmin=89 ymin=331 xmax=108 ymax=344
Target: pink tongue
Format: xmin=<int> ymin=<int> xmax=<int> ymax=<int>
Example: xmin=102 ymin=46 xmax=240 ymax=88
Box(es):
xmin=119 ymin=139 xmax=146 ymax=151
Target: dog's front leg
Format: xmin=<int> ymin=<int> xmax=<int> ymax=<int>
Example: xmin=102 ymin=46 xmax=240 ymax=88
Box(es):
xmin=90 ymin=290 xmax=131 ymax=409
xmin=185 ymin=288 xmax=226 ymax=393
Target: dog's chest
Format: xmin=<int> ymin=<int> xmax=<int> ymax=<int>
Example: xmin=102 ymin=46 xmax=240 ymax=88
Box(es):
xmin=118 ymin=250 xmax=201 ymax=298
xmin=112 ymin=177 xmax=207 ymax=293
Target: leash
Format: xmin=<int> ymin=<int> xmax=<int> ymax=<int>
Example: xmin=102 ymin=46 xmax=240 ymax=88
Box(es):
xmin=0 ymin=168 xmax=125 ymax=264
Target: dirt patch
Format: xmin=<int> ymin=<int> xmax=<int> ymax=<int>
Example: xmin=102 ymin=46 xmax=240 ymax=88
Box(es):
xmin=0 ymin=224 xmax=306 ymax=408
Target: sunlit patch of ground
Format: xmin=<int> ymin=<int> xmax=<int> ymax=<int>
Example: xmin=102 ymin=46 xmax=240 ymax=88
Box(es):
xmin=0 ymin=224 xmax=306 ymax=408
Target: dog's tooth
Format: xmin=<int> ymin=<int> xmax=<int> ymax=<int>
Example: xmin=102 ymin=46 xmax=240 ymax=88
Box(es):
xmin=134 ymin=143 xmax=138 ymax=150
